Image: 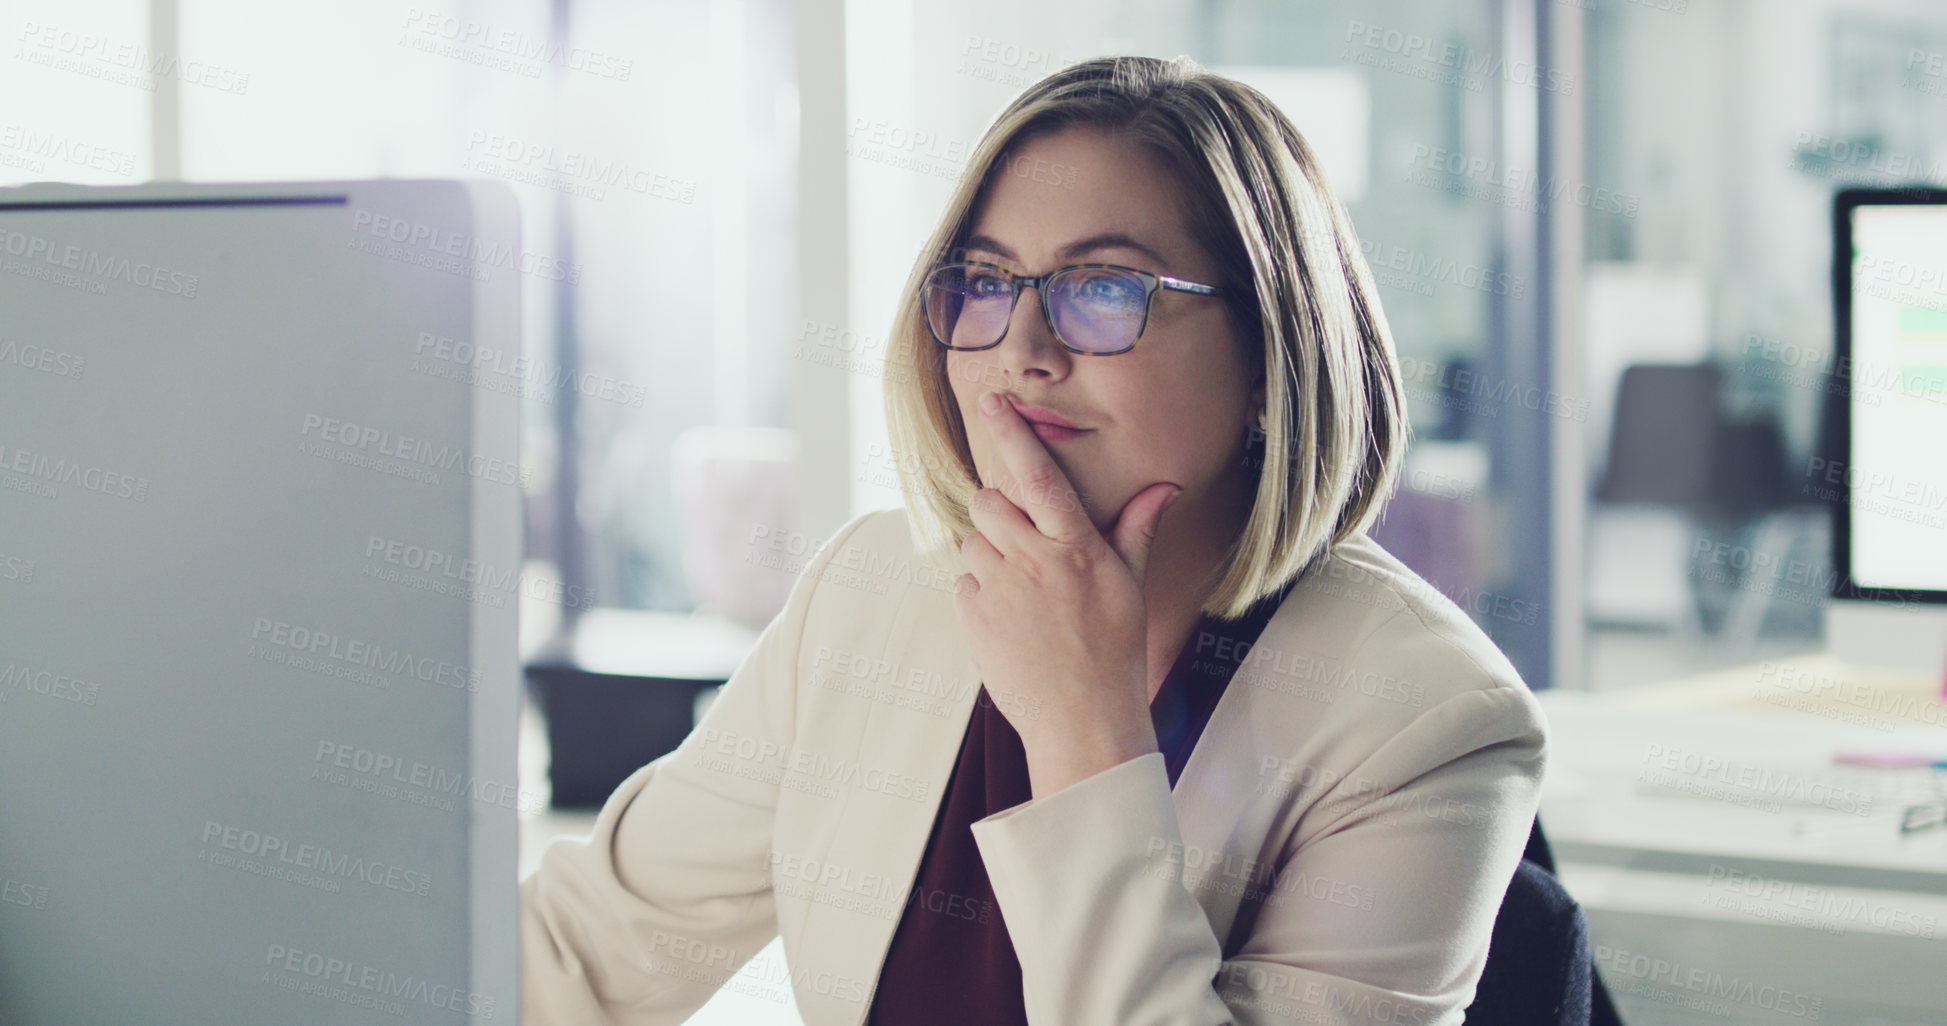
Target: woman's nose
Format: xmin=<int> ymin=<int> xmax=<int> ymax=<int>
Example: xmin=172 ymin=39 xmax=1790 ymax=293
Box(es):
xmin=1000 ymin=283 xmax=1064 ymax=360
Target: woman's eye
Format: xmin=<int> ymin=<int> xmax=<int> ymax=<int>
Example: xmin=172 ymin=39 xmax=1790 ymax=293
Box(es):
xmin=1081 ymin=277 xmax=1139 ymax=304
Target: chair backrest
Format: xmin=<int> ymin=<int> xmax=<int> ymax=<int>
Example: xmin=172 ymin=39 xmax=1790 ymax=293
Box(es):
xmin=1464 ymin=820 xmax=1626 ymax=1026
xmin=1598 ymin=362 xmax=1723 ymax=508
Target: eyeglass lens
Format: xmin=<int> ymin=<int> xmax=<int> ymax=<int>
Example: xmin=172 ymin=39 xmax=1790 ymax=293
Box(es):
xmin=925 ymin=264 xmax=1149 ymax=353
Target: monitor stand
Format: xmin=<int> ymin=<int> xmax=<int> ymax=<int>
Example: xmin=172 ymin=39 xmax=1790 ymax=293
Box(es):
xmin=1828 ymin=599 xmax=1947 ymax=683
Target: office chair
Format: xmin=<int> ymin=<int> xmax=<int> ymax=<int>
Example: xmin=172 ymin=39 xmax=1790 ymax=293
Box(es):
xmin=1598 ymin=363 xmax=1726 ymax=510
xmin=1592 ymin=362 xmax=1796 ymax=638
xmin=1587 ymin=363 xmax=1724 ymax=633
xmin=1462 ymin=818 xmax=1625 ymax=1026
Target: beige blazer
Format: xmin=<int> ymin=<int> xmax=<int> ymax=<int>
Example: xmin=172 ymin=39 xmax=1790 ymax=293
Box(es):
xmin=520 ymin=506 xmax=1549 ymax=1025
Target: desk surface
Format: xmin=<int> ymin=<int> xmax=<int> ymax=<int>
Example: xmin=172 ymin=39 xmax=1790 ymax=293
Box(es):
xmin=1538 ymin=654 xmax=1947 ymax=925
xmin=1539 ymin=655 xmax=1947 ymax=884
xmin=1536 ymin=655 xmax=1947 ymax=1021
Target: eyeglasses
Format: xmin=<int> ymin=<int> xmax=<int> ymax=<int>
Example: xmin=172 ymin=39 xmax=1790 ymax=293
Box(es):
xmin=920 ymin=260 xmax=1224 ymax=356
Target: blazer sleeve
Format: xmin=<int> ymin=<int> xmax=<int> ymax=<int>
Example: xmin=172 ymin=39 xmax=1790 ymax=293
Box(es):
xmin=518 ymin=510 xmax=880 ymax=1025
xmin=968 ymin=684 xmax=1548 ymax=1026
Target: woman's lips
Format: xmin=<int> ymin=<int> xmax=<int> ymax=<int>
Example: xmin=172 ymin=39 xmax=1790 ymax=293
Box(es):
xmin=1028 ymin=421 xmax=1092 ymax=443
xmin=1007 ymin=397 xmax=1083 ymax=429
xmin=996 ymin=395 xmax=1091 ymax=442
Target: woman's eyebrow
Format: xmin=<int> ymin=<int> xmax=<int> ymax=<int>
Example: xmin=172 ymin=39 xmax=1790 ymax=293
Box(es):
xmin=963 ymin=231 xmax=1174 ymax=270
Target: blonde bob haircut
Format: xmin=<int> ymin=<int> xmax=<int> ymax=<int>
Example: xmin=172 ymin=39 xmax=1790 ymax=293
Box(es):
xmin=881 ymin=54 xmax=1408 ymax=621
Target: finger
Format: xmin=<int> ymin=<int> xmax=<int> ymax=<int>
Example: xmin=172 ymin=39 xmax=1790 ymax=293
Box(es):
xmin=959 ymin=528 xmax=1004 ymax=581
xmin=967 ymin=486 xmax=1037 ymax=562
xmin=1109 ymin=483 xmax=1182 ymax=589
xmin=978 ymin=390 xmax=1095 ymax=544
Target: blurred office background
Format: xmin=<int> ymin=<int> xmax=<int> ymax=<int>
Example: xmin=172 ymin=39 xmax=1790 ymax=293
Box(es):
xmin=11 ymin=0 xmax=1947 ymax=1022
xmin=11 ymin=0 xmax=1941 ymax=690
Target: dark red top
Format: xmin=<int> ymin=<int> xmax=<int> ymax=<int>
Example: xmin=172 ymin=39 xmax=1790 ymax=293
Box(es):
xmin=864 ymin=577 xmax=1297 ymax=1025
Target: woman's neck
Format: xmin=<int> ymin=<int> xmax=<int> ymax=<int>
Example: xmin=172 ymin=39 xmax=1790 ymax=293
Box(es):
xmin=1140 ymin=473 xmax=1253 ymax=704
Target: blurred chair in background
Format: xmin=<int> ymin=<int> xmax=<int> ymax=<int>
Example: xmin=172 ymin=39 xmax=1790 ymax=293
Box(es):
xmin=523 ymin=426 xmax=793 ymax=808
xmin=1588 ymin=362 xmax=1801 ymax=640
xmin=673 ymin=426 xmax=800 ymax=630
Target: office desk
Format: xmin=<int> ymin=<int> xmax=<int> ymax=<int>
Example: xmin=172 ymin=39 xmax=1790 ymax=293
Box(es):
xmin=516 ymin=657 xmax=809 ymax=1026
xmin=1537 ymin=654 xmax=1947 ymax=1024
xmin=525 ymin=609 xmax=760 ymax=807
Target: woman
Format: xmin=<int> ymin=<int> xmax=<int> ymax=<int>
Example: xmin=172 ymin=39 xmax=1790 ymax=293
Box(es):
xmin=522 ymin=55 xmax=1547 ymax=1026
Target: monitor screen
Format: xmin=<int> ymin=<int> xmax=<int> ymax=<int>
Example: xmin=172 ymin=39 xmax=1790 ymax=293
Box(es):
xmin=0 ymin=179 xmax=522 ymax=1025
xmin=1834 ymin=190 xmax=1947 ymax=601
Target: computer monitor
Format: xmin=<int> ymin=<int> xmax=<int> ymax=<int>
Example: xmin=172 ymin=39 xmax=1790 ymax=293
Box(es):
xmin=0 ymin=179 xmax=522 ymax=1023
xmin=1826 ymin=187 xmax=1947 ymax=673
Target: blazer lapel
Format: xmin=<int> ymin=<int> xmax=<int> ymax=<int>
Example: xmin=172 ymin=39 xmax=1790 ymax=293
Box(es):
xmin=789 ymin=580 xmax=983 ymax=1026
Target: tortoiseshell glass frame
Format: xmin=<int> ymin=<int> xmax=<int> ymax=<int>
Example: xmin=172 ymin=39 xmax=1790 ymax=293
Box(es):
xmin=920 ymin=259 xmax=1224 ymax=356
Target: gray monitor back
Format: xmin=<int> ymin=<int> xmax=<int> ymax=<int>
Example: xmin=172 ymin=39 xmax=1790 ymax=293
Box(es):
xmin=0 ymin=179 xmax=522 ymax=1024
